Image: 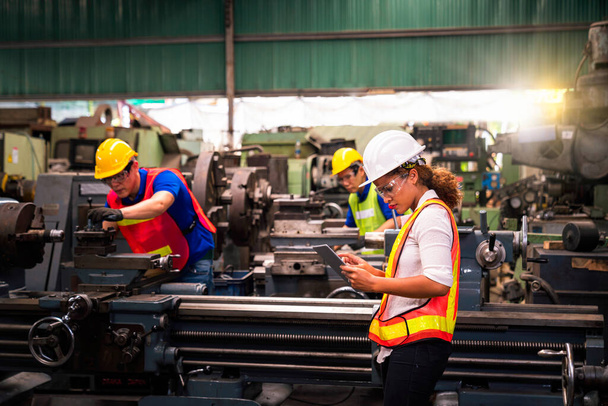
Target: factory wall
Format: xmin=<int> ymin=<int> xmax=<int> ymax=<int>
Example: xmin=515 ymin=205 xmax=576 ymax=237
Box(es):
xmin=0 ymin=0 xmax=226 ymax=98
xmin=0 ymin=0 xmax=606 ymax=99
xmin=234 ymin=0 xmax=605 ymax=93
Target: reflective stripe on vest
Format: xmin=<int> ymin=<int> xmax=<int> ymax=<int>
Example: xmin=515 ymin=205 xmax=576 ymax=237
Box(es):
xmin=108 ymin=168 xmax=216 ymax=270
xmin=349 ymin=187 xmax=386 ymax=255
xmin=118 ymin=218 xmax=149 ymax=226
xmin=368 ymin=198 xmax=460 ymax=347
xmin=149 ymin=245 xmax=173 ymax=257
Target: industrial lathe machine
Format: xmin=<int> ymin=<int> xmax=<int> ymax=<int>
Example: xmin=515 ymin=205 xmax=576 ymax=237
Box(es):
xmin=1 ymin=198 xmax=607 ymax=406
xmin=488 ymin=20 xmax=608 ymax=373
xmin=489 ymin=21 xmax=608 ymax=232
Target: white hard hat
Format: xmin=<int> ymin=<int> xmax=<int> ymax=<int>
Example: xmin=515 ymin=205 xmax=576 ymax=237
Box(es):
xmin=360 ymin=130 xmax=426 ymax=187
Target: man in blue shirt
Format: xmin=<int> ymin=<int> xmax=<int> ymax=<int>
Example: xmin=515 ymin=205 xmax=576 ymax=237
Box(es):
xmin=88 ymin=138 xmax=217 ymax=293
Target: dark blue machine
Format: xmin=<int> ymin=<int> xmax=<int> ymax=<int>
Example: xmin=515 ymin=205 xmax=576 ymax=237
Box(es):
xmin=0 ymin=200 xmax=607 ymax=406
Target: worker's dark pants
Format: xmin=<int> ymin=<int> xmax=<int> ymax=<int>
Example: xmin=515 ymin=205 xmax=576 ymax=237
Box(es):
xmin=381 ymin=339 xmax=452 ymax=406
xmin=175 ymin=258 xmax=215 ymax=294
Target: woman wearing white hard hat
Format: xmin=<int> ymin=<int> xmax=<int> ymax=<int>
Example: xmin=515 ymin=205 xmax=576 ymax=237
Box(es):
xmin=339 ymin=130 xmax=462 ymax=406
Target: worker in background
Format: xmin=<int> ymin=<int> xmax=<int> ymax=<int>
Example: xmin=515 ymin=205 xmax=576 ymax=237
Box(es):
xmin=87 ymin=139 xmax=217 ymax=293
xmin=338 ymin=130 xmax=461 ymax=406
xmin=331 ymin=147 xmax=400 ymax=254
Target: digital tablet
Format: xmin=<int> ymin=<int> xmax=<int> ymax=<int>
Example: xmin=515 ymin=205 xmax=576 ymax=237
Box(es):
xmin=313 ymin=244 xmax=349 ymax=283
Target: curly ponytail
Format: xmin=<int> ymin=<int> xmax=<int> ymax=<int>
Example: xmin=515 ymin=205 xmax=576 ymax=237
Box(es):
xmin=414 ymin=165 xmax=462 ymax=209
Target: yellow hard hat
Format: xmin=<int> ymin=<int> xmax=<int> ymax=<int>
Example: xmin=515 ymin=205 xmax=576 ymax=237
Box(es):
xmin=331 ymin=148 xmax=363 ymax=176
xmin=94 ymin=138 xmax=138 ymax=179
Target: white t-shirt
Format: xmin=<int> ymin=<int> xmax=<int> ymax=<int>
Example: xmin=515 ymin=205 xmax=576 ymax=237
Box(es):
xmin=377 ymin=189 xmax=454 ymax=363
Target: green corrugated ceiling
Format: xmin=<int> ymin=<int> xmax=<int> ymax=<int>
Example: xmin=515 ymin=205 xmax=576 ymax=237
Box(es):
xmin=236 ymin=0 xmax=604 ymax=32
xmin=0 ymin=0 xmax=606 ymax=99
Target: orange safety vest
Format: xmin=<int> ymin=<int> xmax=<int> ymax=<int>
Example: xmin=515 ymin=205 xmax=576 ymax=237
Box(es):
xmin=108 ymin=168 xmax=216 ymax=270
xmin=368 ymin=198 xmax=460 ymax=348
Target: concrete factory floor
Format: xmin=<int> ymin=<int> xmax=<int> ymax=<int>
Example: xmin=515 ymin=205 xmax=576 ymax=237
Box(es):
xmin=255 ymin=383 xmax=384 ymax=406
xmin=5 ymin=374 xmax=386 ymax=406
xmin=15 ymin=385 xmax=385 ymax=406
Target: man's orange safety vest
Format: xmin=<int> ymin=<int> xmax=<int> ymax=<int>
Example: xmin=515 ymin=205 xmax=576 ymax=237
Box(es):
xmin=368 ymin=198 xmax=460 ymax=348
xmin=108 ymin=168 xmax=216 ymax=270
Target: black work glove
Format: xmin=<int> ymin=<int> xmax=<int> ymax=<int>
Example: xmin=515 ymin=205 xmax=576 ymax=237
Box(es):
xmin=88 ymin=207 xmax=124 ymax=223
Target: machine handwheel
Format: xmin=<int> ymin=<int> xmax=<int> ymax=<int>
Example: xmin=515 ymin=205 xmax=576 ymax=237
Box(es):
xmin=520 ymin=215 xmax=529 ymax=270
xmin=323 ymin=202 xmax=344 ymax=219
xmin=229 ymin=169 xmax=256 ymax=246
xmin=538 ymin=342 xmax=575 ymax=406
xmin=562 ymin=343 xmax=575 ymax=406
xmin=192 ymin=151 xmax=226 ymax=213
xmin=326 ymin=286 xmax=369 ymax=300
xmin=28 ymin=316 xmax=75 ymax=367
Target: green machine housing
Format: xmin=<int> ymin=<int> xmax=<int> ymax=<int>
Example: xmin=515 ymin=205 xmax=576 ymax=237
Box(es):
xmin=50 ymin=126 xmax=183 ymax=172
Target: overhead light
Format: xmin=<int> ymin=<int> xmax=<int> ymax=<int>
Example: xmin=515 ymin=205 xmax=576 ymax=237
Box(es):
xmin=367 ymin=88 xmax=395 ymax=95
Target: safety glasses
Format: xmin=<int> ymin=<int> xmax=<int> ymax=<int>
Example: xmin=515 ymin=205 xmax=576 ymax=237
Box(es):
xmin=375 ymin=172 xmax=408 ymax=199
xmin=337 ymin=165 xmax=360 ymax=184
xmin=101 ymin=161 xmax=133 ymax=186
xmin=338 ymin=171 xmax=356 ymax=184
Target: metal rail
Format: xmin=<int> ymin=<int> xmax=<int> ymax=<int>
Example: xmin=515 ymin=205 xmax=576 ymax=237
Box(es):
xmin=181 ymin=360 xmax=371 ymax=374
xmin=179 ymin=347 xmax=370 ymax=361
